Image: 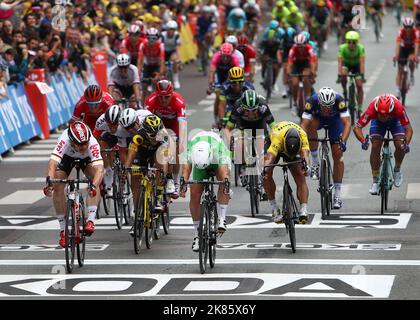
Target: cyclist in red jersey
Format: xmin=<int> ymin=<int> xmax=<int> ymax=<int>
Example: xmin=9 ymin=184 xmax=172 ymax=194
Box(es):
xmin=237 ymin=35 xmax=256 ymax=83
xmin=393 ymin=17 xmax=420 ymax=98
xmin=353 ymin=94 xmax=413 ymax=195
xmin=71 ymin=85 xmax=115 ymax=131
xmin=138 ymin=28 xmax=166 ymax=107
xmin=120 ymin=24 xmax=146 ymax=66
xmin=145 ymin=80 xmax=187 ymax=197
xmin=287 ymin=34 xmax=317 ymax=113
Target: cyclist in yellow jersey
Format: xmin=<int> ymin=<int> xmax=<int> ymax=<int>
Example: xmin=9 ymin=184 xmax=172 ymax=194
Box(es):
xmin=263 ymin=121 xmax=310 ymax=223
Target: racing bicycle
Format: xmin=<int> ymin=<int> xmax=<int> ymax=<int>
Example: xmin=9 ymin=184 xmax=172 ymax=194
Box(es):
xmin=289 ymin=73 xmax=312 ymax=118
xmin=181 ymin=177 xmax=230 ymax=274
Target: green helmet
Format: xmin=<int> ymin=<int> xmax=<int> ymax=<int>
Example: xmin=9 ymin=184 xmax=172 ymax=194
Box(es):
xmin=289 ymin=5 xmax=298 ymax=14
xmin=240 ymin=89 xmax=260 ymax=110
xmin=345 ymin=30 xmax=359 ymax=42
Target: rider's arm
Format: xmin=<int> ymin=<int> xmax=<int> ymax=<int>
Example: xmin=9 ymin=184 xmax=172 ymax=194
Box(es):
xmin=395 ymin=32 xmax=401 ymax=58
xmin=353 ymin=124 xmax=365 ymax=143
xmin=46 ymin=158 xmax=59 ymax=179
xmin=137 ymin=47 xmax=144 ymax=72
xmin=91 ymin=163 xmax=104 ymax=190
xmin=124 ymin=142 xmax=138 ymax=168
xmin=159 ymin=42 xmax=166 ymax=75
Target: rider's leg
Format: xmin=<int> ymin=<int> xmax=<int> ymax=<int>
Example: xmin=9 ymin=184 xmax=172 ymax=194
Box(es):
xmin=302 ymin=68 xmax=313 ymax=97
xmin=262 ymin=156 xmax=279 ymax=214
xmin=190 ymin=183 xmax=205 ymax=237
xmin=331 ymin=142 xmax=344 ymax=196
xmin=52 ymin=170 xmax=68 ymax=233
xmin=216 ymin=165 xmax=230 ymax=227
xmin=84 ymin=164 xmax=103 ymax=223
xmin=370 ymin=138 xmax=383 ymax=185
xmin=290 ymin=162 xmax=309 ymax=217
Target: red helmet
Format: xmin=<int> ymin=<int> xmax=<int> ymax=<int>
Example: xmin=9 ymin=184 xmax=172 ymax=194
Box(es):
xmin=156 ymin=79 xmax=173 ymax=95
xmin=374 ymin=94 xmax=395 ymax=114
xmin=294 ymin=34 xmax=306 ymax=45
xmin=84 ymin=85 xmax=102 ymax=104
xmin=402 ymin=17 xmax=415 ymax=28
xmin=68 ymin=121 xmax=91 ymax=145
xmin=237 ymin=35 xmax=249 ymax=46
xmin=221 ymin=42 xmax=234 ymax=55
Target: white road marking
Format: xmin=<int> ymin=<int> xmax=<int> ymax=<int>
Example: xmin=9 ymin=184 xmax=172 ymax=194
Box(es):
xmin=198 ymin=99 xmax=214 ymax=105
xmin=270 ymin=103 xmax=289 ymax=110
xmin=341 ymin=184 xmax=366 ymax=199
xmin=203 ymin=105 xmax=214 ymax=112
xmin=7 ymin=178 xmax=45 ymax=183
xmin=29 ymin=140 xmax=57 ymax=145
xmin=19 ymin=144 xmax=55 ymax=149
xmin=1 ymin=157 xmax=50 ymax=163
xmin=12 ymin=150 xmax=51 ymax=156
xmin=0 ymin=258 xmax=416 ymax=266
xmin=364 ymin=59 xmax=386 ymax=95
xmin=0 ymin=190 xmax=45 ymax=205
xmin=406 ymin=183 xmax=420 ymax=199
xmin=0 ymin=244 xmax=109 ymax=251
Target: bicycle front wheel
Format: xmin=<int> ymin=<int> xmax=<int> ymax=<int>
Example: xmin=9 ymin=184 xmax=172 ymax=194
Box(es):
xmin=76 ymin=198 xmax=86 ymax=267
xmin=380 ymin=161 xmax=389 ymax=214
xmin=145 ymin=194 xmax=155 ymax=249
xmin=133 ymin=191 xmax=145 ymax=254
xmin=113 ymin=172 xmax=124 ymax=229
xmin=198 ymin=203 xmax=210 ymax=274
xmin=65 ymin=200 xmax=76 ymax=273
xmin=320 ymin=159 xmax=328 ymax=220
xmin=349 ymin=83 xmax=356 ymax=126
xmin=284 ymin=186 xmax=296 ymax=253
xmin=209 ymin=202 xmax=218 ymax=268
xmin=161 ymin=195 xmax=170 ymax=235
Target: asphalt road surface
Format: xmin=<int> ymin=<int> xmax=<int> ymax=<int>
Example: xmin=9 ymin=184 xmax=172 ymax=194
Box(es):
xmin=0 ymin=12 xmax=419 ymax=301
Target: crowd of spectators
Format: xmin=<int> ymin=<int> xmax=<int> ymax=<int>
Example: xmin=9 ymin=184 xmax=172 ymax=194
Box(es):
xmin=0 ymin=0 xmax=218 ymax=92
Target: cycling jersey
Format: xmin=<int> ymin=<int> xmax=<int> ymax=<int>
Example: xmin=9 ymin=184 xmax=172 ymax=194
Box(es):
xmin=244 ymin=3 xmax=260 ymax=20
xmin=138 ymin=39 xmax=165 ymax=66
xmin=267 ymin=121 xmax=310 ymax=158
xmin=220 ymin=80 xmax=255 ymax=111
xmin=50 ymin=129 xmax=103 ymax=167
xmin=288 ymin=44 xmax=316 ymax=64
xmin=338 ymin=43 xmax=365 ymax=66
xmin=161 ymin=30 xmax=180 ymax=53
xmin=227 ymin=8 xmax=247 ymax=31
xmin=356 ymin=95 xmax=410 ymax=128
xmin=145 ymin=91 xmax=186 ymax=137
xmin=285 ymin=12 xmax=305 ymax=29
xmin=71 ymin=92 xmax=114 ymax=131
xmin=234 ymin=49 xmax=245 ymax=68
xmin=260 ymin=39 xmax=282 ymax=60
xmin=340 ymin=7 xmax=355 ymax=26
xmin=108 ymin=64 xmax=140 ymax=87
xmin=397 ymin=28 xmax=420 ymax=48
xmin=310 ymin=7 xmax=330 ymax=25
xmin=271 ymin=7 xmax=290 ymax=24
xmin=120 ymin=36 xmax=146 ymax=64
xmin=238 ymin=44 xmax=256 ymax=75
xmin=196 ymin=15 xmax=215 ymax=41
xmin=227 ymin=99 xmax=275 ymax=130
xmin=302 ymin=93 xmax=349 ymax=140
xmin=210 ymin=52 xmax=241 ymax=84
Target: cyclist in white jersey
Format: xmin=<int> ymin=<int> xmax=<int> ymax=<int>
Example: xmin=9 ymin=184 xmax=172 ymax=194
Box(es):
xmin=161 ymin=20 xmax=182 ymax=89
xmin=108 ymin=53 xmax=142 ymax=109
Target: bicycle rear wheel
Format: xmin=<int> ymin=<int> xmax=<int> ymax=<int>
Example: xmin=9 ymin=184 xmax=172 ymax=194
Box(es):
xmin=65 ymin=200 xmax=76 ymax=273
xmin=400 ymin=70 xmax=408 ymax=105
xmin=76 ymin=198 xmax=86 ymax=267
xmin=113 ymin=172 xmax=124 ymax=229
xmin=122 ymin=181 xmax=133 ymax=225
xmin=161 ymin=195 xmax=170 ymax=235
xmin=380 ymin=160 xmax=389 ymax=214
xmin=198 ymin=203 xmax=210 ymax=274
xmin=297 ymin=86 xmax=305 ymax=118
xmin=264 ymin=62 xmax=273 ymax=101
xmin=209 ymin=203 xmax=218 ymax=268
xmin=133 ymin=190 xmax=145 ymax=254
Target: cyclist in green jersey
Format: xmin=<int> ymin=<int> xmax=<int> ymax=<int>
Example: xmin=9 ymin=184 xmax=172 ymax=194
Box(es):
xmin=271 ymin=1 xmax=290 ymax=27
xmin=180 ymin=131 xmax=231 ymax=252
xmin=337 ymin=31 xmax=366 ymax=117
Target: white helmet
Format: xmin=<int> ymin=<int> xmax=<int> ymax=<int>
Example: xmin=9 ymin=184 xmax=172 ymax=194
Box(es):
xmin=105 ymin=105 xmax=121 ymax=124
xmin=166 ymin=20 xmax=178 ymax=30
xmin=226 ymin=35 xmax=238 ymax=46
xmin=231 ymin=0 xmax=240 ymax=7
xmin=190 ymin=141 xmax=213 ymax=169
xmin=202 ymin=5 xmax=212 ymax=13
xmin=318 ymin=87 xmax=336 ymax=107
xmin=119 ymin=108 xmax=137 ymax=128
xmin=116 ymin=53 xmax=130 ymax=67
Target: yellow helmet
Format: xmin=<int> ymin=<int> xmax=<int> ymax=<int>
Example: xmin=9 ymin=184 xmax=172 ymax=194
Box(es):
xmin=142 ymin=115 xmax=164 ymax=136
xmin=228 ymin=66 xmax=244 ymax=82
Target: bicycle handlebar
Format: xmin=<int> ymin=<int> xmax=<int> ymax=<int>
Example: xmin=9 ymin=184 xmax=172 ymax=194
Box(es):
xmin=180 ymin=177 xmax=230 ymax=193
xmin=264 ymin=159 xmax=304 ymax=169
xmin=49 ymin=178 xmax=91 ymax=185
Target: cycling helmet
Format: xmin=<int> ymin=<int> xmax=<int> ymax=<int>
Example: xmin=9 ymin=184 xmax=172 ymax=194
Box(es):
xmin=232 ymin=8 xmax=243 ymax=17
xmin=267 ymin=29 xmax=277 ymax=40
xmin=128 ymin=24 xmax=140 ymax=34
xmin=317 ymin=0 xmax=325 ymax=6
xmin=226 ymin=35 xmax=238 ymax=46
xmin=190 ymin=141 xmax=213 ymax=169
xmin=277 ymin=27 xmax=286 ymax=38
xmin=276 ymin=0 xmax=284 ymax=6
xmin=68 ymin=121 xmax=91 ymax=145
xmin=166 ymin=20 xmax=178 ymax=30
xmin=156 ymin=79 xmax=174 ymax=95
xmin=287 ymin=27 xmax=296 ymax=38
xmin=237 ymin=35 xmax=249 ymax=45
xmin=228 ymin=66 xmax=244 ymax=82
xmin=402 ymin=17 xmax=415 ymax=28
xmin=269 ymin=20 xmax=279 ymax=30
xmin=142 ymin=115 xmax=164 ymax=135
xmin=221 ymin=42 xmax=234 ymax=55
xmin=240 ymin=89 xmax=260 ymax=110
xmin=300 ymin=31 xmax=310 ymax=43
xmin=146 ymin=27 xmax=159 ymax=40
xmin=283 ymin=127 xmax=301 ymax=158
xmin=289 ymin=5 xmax=298 ymax=14
xmin=345 ymin=30 xmax=359 ymax=42
xmin=119 ymin=108 xmax=137 ymax=128
xmin=116 ymin=53 xmax=130 ymax=67
xmin=374 ymin=94 xmax=395 ymax=114
xmin=84 ymin=84 xmax=102 ymax=104
xmin=318 ymin=87 xmax=336 ymax=106
xmin=202 ymin=5 xmax=212 ymax=13
xmin=294 ymin=34 xmax=306 ymax=45
xmin=231 ymin=0 xmax=240 ymax=7
xmin=105 ymin=105 xmax=121 ymax=124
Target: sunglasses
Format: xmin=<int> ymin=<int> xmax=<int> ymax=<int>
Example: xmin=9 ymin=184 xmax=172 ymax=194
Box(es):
xmin=146 ymin=132 xmax=157 ymax=138
xmin=158 ymin=94 xmax=172 ymax=99
xmin=125 ymin=122 xmax=136 ymax=130
xmin=230 ymin=80 xmax=244 ymax=84
xmin=347 ymin=41 xmax=357 ymax=44
xmin=87 ymin=101 xmax=100 ymax=107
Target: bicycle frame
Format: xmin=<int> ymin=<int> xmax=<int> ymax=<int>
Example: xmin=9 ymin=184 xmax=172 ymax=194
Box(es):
xmin=289 ymin=73 xmax=312 ymax=118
